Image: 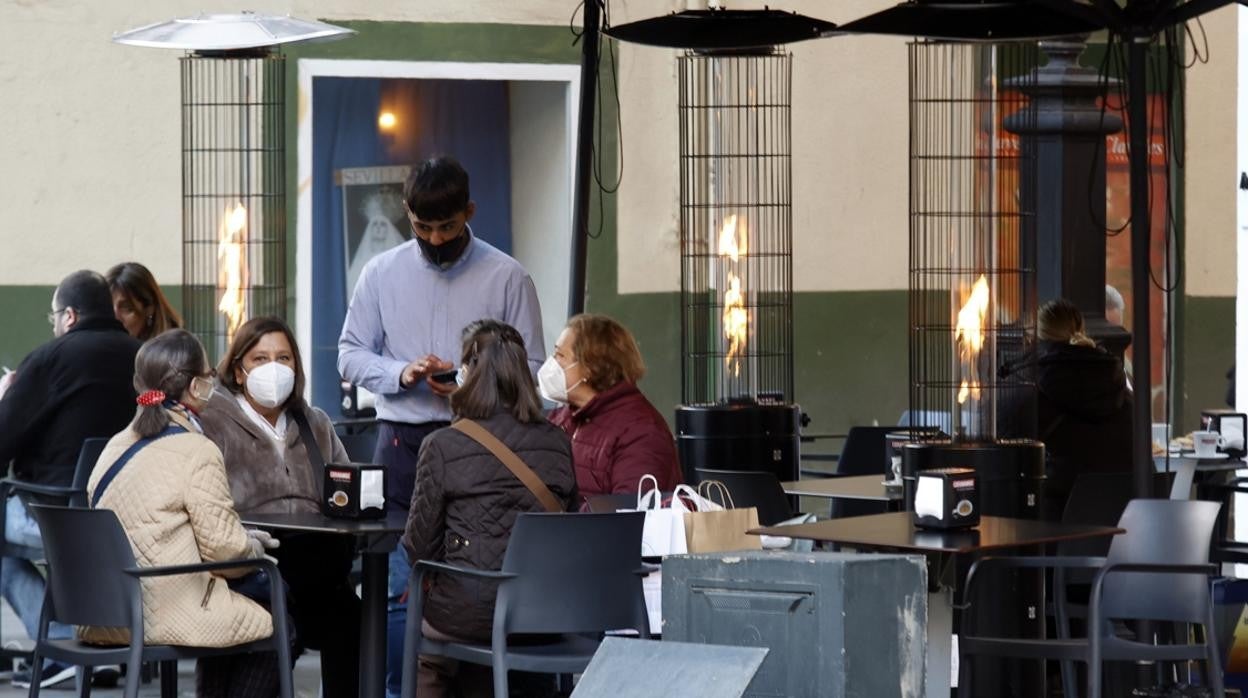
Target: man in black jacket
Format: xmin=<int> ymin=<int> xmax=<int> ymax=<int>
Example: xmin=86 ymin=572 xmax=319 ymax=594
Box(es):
xmin=0 ymin=269 xmax=140 ymax=688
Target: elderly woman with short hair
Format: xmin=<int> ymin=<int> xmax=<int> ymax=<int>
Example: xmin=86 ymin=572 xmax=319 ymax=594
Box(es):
xmin=543 ymin=313 xmax=682 ymax=505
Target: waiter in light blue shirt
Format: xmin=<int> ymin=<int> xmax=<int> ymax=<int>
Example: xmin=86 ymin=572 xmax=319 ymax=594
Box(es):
xmin=337 ymin=157 xmax=544 ymax=697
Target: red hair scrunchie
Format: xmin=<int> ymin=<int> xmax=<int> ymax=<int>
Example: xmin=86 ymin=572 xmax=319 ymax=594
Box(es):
xmin=136 ymin=390 xmax=166 ymax=407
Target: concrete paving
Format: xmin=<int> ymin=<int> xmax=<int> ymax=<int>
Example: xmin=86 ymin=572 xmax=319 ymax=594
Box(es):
xmin=0 ymin=604 xmax=326 ymax=697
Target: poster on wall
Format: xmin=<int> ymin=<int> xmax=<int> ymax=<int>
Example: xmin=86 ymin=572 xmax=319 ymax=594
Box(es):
xmin=335 ymin=165 xmax=412 ymax=299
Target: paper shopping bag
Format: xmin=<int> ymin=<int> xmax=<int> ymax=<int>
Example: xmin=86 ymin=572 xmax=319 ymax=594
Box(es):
xmin=620 ymin=474 xmax=688 ymax=558
xmin=681 ymin=480 xmax=762 ymax=553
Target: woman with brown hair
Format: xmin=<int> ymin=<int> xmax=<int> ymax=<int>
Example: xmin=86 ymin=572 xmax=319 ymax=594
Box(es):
xmin=1033 ymin=299 xmax=1133 ymax=516
xmin=543 ymin=313 xmax=681 ymax=504
xmin=106 ymin=262 xmax=182 ymax=341
xmin=198 ymin=316 xmax=360 ymax=697
xmin=403 ymin=319 xmax=576 ymax=696
xmin=86 ymin=329 xmax=279 ymax=696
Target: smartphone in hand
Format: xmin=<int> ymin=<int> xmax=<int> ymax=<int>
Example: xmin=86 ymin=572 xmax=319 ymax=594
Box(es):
xmin=430 ymin=369 xmax=459 ymax=385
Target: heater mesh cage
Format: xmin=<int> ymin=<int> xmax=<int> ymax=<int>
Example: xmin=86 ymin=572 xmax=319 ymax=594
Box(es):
xmin=908 ymin=41 xmax=1038 ymax=443
xmin=181 ymin=51 xmax=287 ymax=362
xmin=678 ymin=48 xmax=793 ymax=406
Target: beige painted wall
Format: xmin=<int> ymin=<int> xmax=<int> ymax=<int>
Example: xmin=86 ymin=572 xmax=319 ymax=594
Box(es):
xmin=1185 ymin=4 xmax=1238 ymax=297
xmin=0 ymin=0 xmax=1236 ymax=297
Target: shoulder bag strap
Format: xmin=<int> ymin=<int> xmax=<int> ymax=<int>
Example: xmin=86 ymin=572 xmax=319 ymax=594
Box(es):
xmin=91 ymin=425 xmax=188 ymax=508
xmin=451 ymin=420 xmax=562 ymax=513
xmin=291 ymin=409 xmax=327 ymax=470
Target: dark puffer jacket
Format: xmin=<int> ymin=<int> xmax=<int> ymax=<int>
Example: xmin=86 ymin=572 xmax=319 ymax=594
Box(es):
xmin=549 ymin=381 xmax=682 ymax=505
xmin=402 ymin=412 xmax=576 ymax=641
xmin=1034 ymin=341 xmax=1134 ymax=500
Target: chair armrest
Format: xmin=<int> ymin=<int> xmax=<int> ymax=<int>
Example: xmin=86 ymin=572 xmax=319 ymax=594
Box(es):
xmin=0 ymin=478 xmax=82 ymax=500
xmin=636 ymin=563 xmax=661 ymax=576
xmin=124 ymin=557 xmax=275 ymax=578
xmin=963 ymin=556 xmax=1107 ymax=607
xmin=413 ymin=559 xmax=516 ymax=581
xmin=1088 ymin=562 xmax=1219 ymax=622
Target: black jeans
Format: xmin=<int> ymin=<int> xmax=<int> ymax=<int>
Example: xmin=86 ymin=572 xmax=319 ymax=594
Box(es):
xmin=272 ymin=532 xmax=361 ymax=698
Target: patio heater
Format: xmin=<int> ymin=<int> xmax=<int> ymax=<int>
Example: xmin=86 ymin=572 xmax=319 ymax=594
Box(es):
xmin=902 ymin=40 xmax=1047 ymax=698
xmin=900 ymin=40 xmax=1044 ymax=519
xmin=113 ymin=13 xmax=353 ymax=361
xmin=674 ymin=46 xmax=799 ymax=485
xmin=605 ymin=8 xmax=834 ymax=486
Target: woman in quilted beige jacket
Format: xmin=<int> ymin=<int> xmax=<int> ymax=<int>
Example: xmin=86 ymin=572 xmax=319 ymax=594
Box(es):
xmin=85 ymin=329 xmax=276 ymax=697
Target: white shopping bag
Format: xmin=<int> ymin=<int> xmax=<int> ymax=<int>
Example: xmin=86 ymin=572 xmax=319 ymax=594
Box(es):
xmin=620 ymin=474 xmax=687 ymax=558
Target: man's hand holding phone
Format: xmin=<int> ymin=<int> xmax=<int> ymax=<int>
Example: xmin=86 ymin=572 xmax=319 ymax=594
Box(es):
xmin=400 ymin=355 xmax=450 ymax=389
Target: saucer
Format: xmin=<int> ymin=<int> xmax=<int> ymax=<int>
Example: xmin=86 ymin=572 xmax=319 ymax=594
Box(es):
xmin=1180 ymin=451 xmax=1230 ymax=461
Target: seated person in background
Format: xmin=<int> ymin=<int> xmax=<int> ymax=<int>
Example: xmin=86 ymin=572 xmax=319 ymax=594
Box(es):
xmin=86 ymin=329 xmax=278 ymax=698
xmin=1034 ymin=299 xmax=1133 ymax=518
xmin=403 ymin=319 xmax=576 ymax=698
xmin=106 ymin=262 xmax=183 ymax=341
xmin=545 ymin=314 xmax=681 ymax=504
xmin=199 ymin=316 xmax=360 ymax=698
xmin=0 ymin=269 xmax=140 ymax=689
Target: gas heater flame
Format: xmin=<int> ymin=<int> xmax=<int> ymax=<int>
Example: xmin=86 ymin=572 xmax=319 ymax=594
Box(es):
xmin=217 ymin=203 xmax=249 ymax=344
xmin=955 ymin=274 xmax=990 ymax=405
xmin=717 ymin=215 xmax=748 ymax=376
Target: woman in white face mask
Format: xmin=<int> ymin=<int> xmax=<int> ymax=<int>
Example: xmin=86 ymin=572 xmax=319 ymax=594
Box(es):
xmin=545 ymin=314 xmax=683 ymax=508
xmin=198 ymin=316 xmax=361 ymax=698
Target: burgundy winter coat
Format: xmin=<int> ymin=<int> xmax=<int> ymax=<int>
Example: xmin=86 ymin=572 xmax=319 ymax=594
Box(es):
xmin=549 ymin=381 xmax=682 ymax=504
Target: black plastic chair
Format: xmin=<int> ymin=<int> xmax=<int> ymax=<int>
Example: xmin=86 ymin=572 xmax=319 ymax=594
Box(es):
xmin=26 ymin=505 xmax=293 ymax=698
xmin=0 ymin=437 xmax=109 ymax=671
xmin=959 ymin=498 xmax=1225 ymax=698
xmin=827 ymin=426 xmax=901 ymax=518
xmin=693 ymin=468 xmax=795 ymax=526
xmin=584 ymin=493 xmax=646 ymax=513
xmin=400 ymin=512 xmax=649 ymax=698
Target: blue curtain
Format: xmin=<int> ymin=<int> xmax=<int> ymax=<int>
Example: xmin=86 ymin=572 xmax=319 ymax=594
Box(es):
xmin=309 ymin=77 xmax=513 ymax=412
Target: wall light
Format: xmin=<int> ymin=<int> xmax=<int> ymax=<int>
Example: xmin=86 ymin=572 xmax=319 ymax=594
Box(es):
xmin=378 ymin=111 xmax=397 ymax=131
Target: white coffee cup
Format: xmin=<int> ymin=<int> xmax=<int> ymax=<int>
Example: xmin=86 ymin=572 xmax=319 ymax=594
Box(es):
xmin=1192 ymin=430 xmax=1226 ymax=458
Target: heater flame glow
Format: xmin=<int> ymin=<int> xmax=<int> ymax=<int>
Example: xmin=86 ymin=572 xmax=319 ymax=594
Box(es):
xmin=217 ymin=203 xmax=248 ymax=344
xmin=955 ymin=275 xmax=990 ymax=405
xmin=717 ymin=215 xmax=748 ymax=376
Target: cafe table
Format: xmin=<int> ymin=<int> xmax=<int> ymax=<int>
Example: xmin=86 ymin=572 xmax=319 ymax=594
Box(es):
xmin=750 ymin=512 xmax=1123 ymax=698
xmin=242 ymin=510 xmax=408 ymax=698
xmin=780 ymin=474 xmax=903 ymax=503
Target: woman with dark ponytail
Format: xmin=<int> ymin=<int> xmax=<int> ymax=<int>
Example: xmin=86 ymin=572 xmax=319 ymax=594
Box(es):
xmin=85 ymin=329 xmax=283 ymax=697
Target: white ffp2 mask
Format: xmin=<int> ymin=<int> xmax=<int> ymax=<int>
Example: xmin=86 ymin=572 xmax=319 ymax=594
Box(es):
xmin=244 ymin=362 xmax=296 ymax=408
xmin=537 ymin=357 xmax=581 ymax=404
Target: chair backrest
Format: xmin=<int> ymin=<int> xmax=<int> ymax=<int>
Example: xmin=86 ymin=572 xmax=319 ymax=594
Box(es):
xmin=1102 ymin=499 xmax=1222 ymax=623
xmin=584 ymin=493 xmax=642 ymax=514
xmin=497 ymin=513 xmax=647 ymax=636
xmin=693 ymin=469 xmax=794 ymax=526
xmin=835 ymin=426 xmax=903 ymax=476
xmin=28 ymin=505 xmax=141 ymax=629
xmin=69 ymin=438 xmax=109 ymax=508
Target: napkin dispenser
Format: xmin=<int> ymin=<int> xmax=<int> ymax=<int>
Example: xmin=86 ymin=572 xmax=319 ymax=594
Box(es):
xmin=323 ymin=462 xmax=386 ymax=519
xmin=1201 ymin=409 xmax=1247 ymax=458
xmin=912 ymin=467 xmax=979 ymax=530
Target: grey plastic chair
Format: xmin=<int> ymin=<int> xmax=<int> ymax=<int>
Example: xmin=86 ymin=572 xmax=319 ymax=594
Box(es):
xmin=400 ymin=512 xmax=650 ymax=698
xmin=26 ymin=505 xmax=293 ymax=698
xmin=693 ymin=468 xmax=795 ymax=526
xmin=959 ymin=498 xmax=1225 ymax=698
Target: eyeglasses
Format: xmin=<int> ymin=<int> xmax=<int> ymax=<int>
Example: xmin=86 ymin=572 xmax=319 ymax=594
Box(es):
xmin=46 ymin=308 xmax=67 ymax=326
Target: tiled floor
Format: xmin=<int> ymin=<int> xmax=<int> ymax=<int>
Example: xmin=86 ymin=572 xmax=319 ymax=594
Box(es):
xmin=0 ymin=604 xmax=326 ymax=697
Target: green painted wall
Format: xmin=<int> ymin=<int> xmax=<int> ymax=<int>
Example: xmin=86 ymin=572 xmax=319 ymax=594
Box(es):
xmin=0 ymin=286 xmax=56 ymax=370
xmin=1180 ymin=296 xmax=1235 ymax=432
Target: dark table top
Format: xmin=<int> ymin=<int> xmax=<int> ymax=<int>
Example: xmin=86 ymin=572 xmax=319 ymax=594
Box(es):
xmin=781 ymin=475 xmax=903 ymax=501
xmin=750 ymin=512 xmax=1123 ymax=554
xmin=241 ymin=510 xmax=408 ymax=536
